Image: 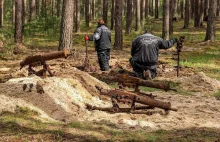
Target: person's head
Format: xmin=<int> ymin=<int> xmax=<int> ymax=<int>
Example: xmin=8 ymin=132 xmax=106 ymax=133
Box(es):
xmin=98 ymin=19 xmax=105 ymax=26
xmin=144 ymin=29 xmax=152 ymax=34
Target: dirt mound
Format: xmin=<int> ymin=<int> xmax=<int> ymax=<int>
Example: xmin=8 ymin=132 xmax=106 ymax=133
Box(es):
xmin=0 ymin=67 xmax=111 ymax=122
xmin=179 ymin=72 xmax=220 ymax=93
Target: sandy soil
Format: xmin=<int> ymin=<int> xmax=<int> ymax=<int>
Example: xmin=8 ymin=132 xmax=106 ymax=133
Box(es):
xmin=0 ymin=49 xmax=220 ymax=131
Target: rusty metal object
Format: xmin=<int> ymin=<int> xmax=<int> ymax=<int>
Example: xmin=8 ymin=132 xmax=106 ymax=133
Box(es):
xmin=97 ymin=87 xmax=177 ymax=112
xmin=20 ymin=48 xmax=70 ymax=77
xmin=115 ymin=74 xmax=175 ymax=92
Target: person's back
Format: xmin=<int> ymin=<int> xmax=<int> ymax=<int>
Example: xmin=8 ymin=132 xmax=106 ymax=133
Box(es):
xmin=130 ymin=31 xmax=178 ymax=79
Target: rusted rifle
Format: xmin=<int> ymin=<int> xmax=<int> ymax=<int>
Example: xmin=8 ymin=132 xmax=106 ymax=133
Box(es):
xmin=96 ymin=86 xmax=177 ymax=112
xmin=176 ymin=36 xmax=185 ymax=77
xmin=115 ymin=74 xmax=176 ymax=92
xmin=20 ymin=48 xmax=70 ymax=77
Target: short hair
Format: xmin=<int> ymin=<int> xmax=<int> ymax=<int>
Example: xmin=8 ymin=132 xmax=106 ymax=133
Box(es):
xmin=98 ymin=19 xmax=105 ymax=25
xmin=145 ymin=29 xmax=152 ymax=34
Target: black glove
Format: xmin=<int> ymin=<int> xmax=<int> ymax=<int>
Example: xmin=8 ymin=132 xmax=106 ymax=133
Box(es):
xmin=88 ymin=35 xmax=93 ymax=41
xmin=173 ymin=38 xmax=178 ymax=43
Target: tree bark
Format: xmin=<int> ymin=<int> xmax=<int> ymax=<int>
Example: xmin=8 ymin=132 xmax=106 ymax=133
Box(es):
xmin=22 ymin=0 xmax=26 ymax=24
xmin=103 ymin=0 xmax=108 ymax=27
xmin=75 ymin=0 xmax=80 ymax=32
xmin=13 ymin=0 xmax=15 ymax=24
xmin=217 ymin=0 xmax=220 ymax=16
xmin=140 ymin=0 xmax=145 ymax=21
xmin=126 ymin=0 xmax=132 ymax=34
xmin=85 ymin=0 xmax=90 ymax=27
xmin=29 ymin=0 xmax=36 ymax=22
xmin=184 ymin=0 xmax=190 ymax=28
xmin=155 ymin=0 xmax=158 ymax=19
xmin=145 ymin=0 xmax=149 ymax=18
xmin=204 ymin=0 xmax=208 ymax=18
xmin=194 ymin=0 xmax=200 ymax=27
xmin=59 ymin=0 xmax=74 ymax=51
xmin=91 ymin=0 xmax=95 ymax=19
xmin=110 ymin=0 xmax=115 ymax=30
xmin=114 ymin=0 xmax=123 ymax=50
xmin=0 ymin=0 xmax=4 ymax=27
xmin=15 ymin=0 xmax=23 ymax=43
xmin=162 ymin=0 xmax=169 ymax=40
xmin=135 ymin=0 xmax=140 ymax=31
xmin=180 ymin=0 xmax=184 ymax=19
xmin=205 ymin=0 xmax=217 ymax=41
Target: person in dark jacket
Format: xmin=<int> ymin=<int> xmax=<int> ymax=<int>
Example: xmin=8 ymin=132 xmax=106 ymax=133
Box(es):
xmin=130 ymin=30 xmax=178 ymax=79
xmin=85 ymin=19 xmax=111 ymax=71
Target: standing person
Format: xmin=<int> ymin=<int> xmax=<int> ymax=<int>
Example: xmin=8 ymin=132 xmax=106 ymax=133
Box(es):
xmin=130 ymin=30 xmax=178 ymax=79
xmin=84 ymin=19 xmax=111 ymax=71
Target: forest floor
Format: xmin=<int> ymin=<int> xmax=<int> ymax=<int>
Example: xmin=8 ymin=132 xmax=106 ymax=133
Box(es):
xmin=0 ymin=19 xmax=220 ymax=141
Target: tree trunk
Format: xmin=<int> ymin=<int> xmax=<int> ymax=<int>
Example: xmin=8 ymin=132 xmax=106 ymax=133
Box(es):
xmin=190 ymin=0 xmax=194 ymax=19
xmin=59 ymin=0 xmax=74 ymax=51
xmin=126 ymin=0 xmax=132 ymax=34
xmin=103 ymin=0 xmax=108 ymax=27
xmin=217 ymin=0 xmax=220 ymax=16
xmin=75 ymin=0 xmax=80 ymax=32
xmin=110 ymin=0 xmax=115 ymax=30
xmin=36 ymin=0 xmax=39 ymax=16
xmin=15 ymin=0 xmax=23 ymax=43
xmin=203 ymin=0 xmax=208 ymax=18
xmin=169 ymin=0 xmax=173 ymax=35
xmin=194 ymin=0 xmax=200 ymax=27
xmin=140 ymin=0 xmax=145 ymax=21
xmin=180 ymin=0 xmax=184 ymax=19
xmin=22 ymin=0 xmax=26 ymax=24
xmin=85 ymin=0 xmax=90 ymax=27
xmin=205 ymin=0 xmax=217 ymax=41
xmin=0 ymin=0 xmax=4 ymax=27
xmin=150 ymin=0 xmax=154 ymax=16
xmin=13 ymin=0 xmax=15 ymax=24
xmin=199 ymin=0 xmax=204 ymax=26
xmin=135 ymin=0 xmax=140 ymax=31
xmin=57 ymin=0 xmax=61 ymax=17
xmin=155 ymin=0 xmax=158 ymax=19
xmin=91 ymin=0 xmax=95 ymax=19
xmin=162 ymin=0 xmax=169 ymax=40
xmin=184 ymin=0 xmax=190 ymax=28
xmin=114 ymin=0 xmax=123 ymax=50
xmin=29 ymin=0 xmax=36 ymax=22
xmin=145 ymin=0 xmax=149 ymax=18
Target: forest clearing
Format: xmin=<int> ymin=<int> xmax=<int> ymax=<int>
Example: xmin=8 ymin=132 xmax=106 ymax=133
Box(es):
xmin=0 ymin=0 xmax=220 ymax=141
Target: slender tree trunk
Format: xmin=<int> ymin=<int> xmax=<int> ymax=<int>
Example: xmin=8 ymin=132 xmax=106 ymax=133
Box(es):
xmin=29 ymin=0 xmax=36 ymax=21
xmin=0 ymin=0 xmax=4 ymax=27
xmin=140 ymin=0 xmax=145 ymax=21
xmin=126 ymin=0 xmax=132 ymax=34
xmin=150 ymin=0 xmax=154 ymax=16
xmin=59 ymin=0 xmax=74 ymax=51
xmin=13 ymin=0 xmax=15 ymax=24
xmin=204 ymin=0 xmax=208 ymax=18
xmin=199 ymin=0 xmax=204 ymax=26
xmin=114 ymin=0 xmax=123 ymax=50
xmin=36 ymin=0 xmax=39 ymax=16
xmin=57 ymin=0 xmax=61 ymax=17
xmin=155 ymin=0 xmax=159 ymax=19
xmin=22 ymin=0 xmax=26 ymax=24
xmin=85 ymin=0 xmax=90 ymax=27
xmin=135 ymin=0 xmax=140 ymax=31
xmin=75 ymin=0 xmax=80 ymax=32
xmin=184 ymin=0 xmax=190 ymax=28
xmin=15 ymin=0 xmax=23 ymax=44
xmin=145 ymin=0 xmax=149 ymax=18
xmin=103 ymin=0 xmax=108 ymax=27
xmin=162 ymin=0 xmax=169 ymax=40
xmin=180 ymin=0 xmax=184 ymax=19
xmin=91 ymin=0 xmax=95 ymax=19
xmin=194 ymin=0 xmax=200 ymax=27
xmin=111 ymin=0 xmax=115 ymax=30
xmin=205 ymin=0 xmax=217 ymax=41
xmin=217 ymin=0 xmax=220 ymax=16
xmin=169 ymin=0 xmax=173 ymax=35
xmin=173 ymin=0 xmax=177 ymax=14
xmin=190 ymin=0 xmax=194 ymax=19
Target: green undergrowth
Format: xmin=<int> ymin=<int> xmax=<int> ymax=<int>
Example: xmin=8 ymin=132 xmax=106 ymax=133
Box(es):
xmin=0 ymin=111 xmax=219 ymax=141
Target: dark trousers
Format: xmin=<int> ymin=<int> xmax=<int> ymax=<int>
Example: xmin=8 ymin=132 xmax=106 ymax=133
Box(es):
xmin=97 ymin=49 xmax=110 ymax=71
xmin=129 ymin=58 xmax=157 ymax=79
